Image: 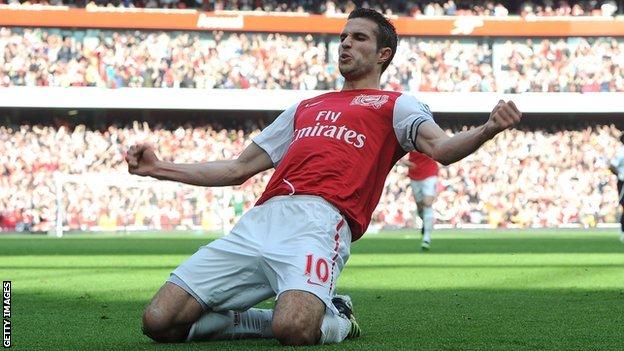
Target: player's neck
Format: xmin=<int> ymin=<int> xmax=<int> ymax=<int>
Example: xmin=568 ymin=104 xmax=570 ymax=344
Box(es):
xmin=341 ymin=75 xmax=381 ymax=91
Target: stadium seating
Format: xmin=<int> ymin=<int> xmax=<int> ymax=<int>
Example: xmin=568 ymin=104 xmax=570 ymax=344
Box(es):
xmin=1 ymin=0 xmax=620 ymax=17
xmin=1 ymin=1 xmax=623 ymax=233
xmin=1 ymin=27 xmax=622 ymax=92
xmin=0 ymin=123 xmax=619 ymax=232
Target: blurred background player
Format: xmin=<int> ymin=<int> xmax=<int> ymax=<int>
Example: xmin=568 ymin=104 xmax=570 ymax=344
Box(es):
xmin=406 ymin=151 xmax=439 ymax=250
xmin=609 ymin=133 xmax=624 ymax=243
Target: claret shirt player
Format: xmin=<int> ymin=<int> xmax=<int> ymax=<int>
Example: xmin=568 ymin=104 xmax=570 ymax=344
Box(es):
xmin=254 ymin=89 xmax=433 ymax=241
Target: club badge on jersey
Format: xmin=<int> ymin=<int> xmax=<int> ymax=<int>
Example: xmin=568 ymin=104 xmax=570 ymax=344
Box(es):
xmin=350 ymin=94 xmax=389 ymax=109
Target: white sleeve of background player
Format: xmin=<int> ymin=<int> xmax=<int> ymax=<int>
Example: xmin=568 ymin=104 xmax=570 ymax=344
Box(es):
xmin=393 ymin=94 xmax=434 ymax=152
xmin=610 ymin=156 xmax=619 ymax=168
xmin=252 ymin=102 xmax=299 ymax=166
xmin=611 ymin=148 xmax=624 ymax=168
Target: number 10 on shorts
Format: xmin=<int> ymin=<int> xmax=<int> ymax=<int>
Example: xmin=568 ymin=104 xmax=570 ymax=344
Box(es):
xmin=305 ymin=254 xmax=330 ymax=285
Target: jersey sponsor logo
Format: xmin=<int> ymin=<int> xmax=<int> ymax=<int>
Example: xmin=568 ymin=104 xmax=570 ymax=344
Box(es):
xmin=315 ymin=110 xmax=341 ymax=123
xmin=292 ymin=123 xmax=366 ymax=149
xmin=350 ymin=94 xmax=389 ymax=109
xmin=292 ymin=109 xmax=366 ymax=148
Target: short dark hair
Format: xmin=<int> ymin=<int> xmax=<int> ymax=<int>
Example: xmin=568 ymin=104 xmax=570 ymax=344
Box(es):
xmin=347 ymin=8 xmax=398 ymax=74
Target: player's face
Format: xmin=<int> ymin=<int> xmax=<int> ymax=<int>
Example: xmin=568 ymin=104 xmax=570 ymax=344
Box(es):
xmin=338 ymin=18 xmax=381 ymax=81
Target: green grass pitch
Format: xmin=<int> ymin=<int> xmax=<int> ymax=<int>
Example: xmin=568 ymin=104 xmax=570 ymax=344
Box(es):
xmin=1 ymin=229 xmax=623 ymax=350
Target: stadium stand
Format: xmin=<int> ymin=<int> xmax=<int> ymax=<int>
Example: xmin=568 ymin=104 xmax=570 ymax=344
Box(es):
xmin=1 ymin=27 xmax=623 ymax=92
xmin=0 ymin=0 xmax=621 ymax=17
xmin=1 ymin=1 xmax=623 ymax=233
xmin=0 ymin=120 xmax=620 ymax=232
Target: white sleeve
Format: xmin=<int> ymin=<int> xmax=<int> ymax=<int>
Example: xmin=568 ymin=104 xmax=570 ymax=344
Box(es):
xmin=611 ymin=148 xmax=624 ymax=168
xmin=393 ymin=94 xmax=435 ymax=152
xmin=611 ymin=149 xmax=624 ymax=171
xmin=610 ymin=156 xmax=619 ymax=168
xmin=252 ymin=102 xmax=299 ymax=166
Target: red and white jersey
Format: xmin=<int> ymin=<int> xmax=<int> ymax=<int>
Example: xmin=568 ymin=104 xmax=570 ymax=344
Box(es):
xmin=253 ymin=89 xmax=434 ymax=241
xmin=407 ymin=151 xmax=439 ymax=180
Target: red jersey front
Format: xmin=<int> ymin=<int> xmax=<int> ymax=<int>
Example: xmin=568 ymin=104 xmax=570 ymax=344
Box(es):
xmin=407 ymin=151 xmax=439 ymax=180
xmin=253 ymin=89 xmax=433 ymax=241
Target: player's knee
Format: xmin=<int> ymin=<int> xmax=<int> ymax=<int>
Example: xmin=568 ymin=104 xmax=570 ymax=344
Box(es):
xmin=142 ymin=306 xmax=168 ymax=341
xmin=142 ymin=306 xmax=186 ymax=343
xmin=423 ymin=197 xmax=434 ymax=207
xmin=272 ymin=316 xmax=319 ymax=346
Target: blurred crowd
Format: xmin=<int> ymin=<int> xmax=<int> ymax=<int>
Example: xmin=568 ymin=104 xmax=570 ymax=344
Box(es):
xmin=2 ymin=27 xmax=623 ymax=92
xmin=379 ymin=124 xmax=619 ymax=230
xmin=1 ymin=0 xmax=620 ymax=17
xmin=0 ymin=121 xmax=620 ymax=233
xmin=0 ymin=28 xmax=339 ymax=90
xmin=0 ymin=121 xmax=268 ymax=232
xmin=496 ymin=38 xmax=624 ymax=93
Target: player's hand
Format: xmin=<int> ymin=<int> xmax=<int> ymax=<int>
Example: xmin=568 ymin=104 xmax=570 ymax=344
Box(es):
xmin=126 ymin=143 xmax=159 ymax=177
xmin=484 ymin=100 xmax=522 ymax=137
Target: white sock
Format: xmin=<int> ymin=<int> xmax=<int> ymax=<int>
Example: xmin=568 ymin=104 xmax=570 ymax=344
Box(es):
xmin=414 ymin=207 xmax=423 ymax=228
xmin=422 ymin=206 xmax=433 ymax=243
xmin=186 ymin=308 xmax=274 ymax=342
xmin=318 ymin=309 xmax=351 ymax=344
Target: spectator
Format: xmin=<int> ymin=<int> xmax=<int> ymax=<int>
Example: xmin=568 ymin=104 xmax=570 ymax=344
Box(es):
xmin=2 ymin=28 xmax=622 ymax=92
xmin=1 ymin=121 xmax=621 ymax=232
xmin=3 ymin=0 xmax=619 ymax=17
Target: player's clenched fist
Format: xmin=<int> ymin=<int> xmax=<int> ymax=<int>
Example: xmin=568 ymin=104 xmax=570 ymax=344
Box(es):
xmin=125 ymin=143 xmax=159 ymax=177
xmin=485 ymin=100 xmax=522 ymax=137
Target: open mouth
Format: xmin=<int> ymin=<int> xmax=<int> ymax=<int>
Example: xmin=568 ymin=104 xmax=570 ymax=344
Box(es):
xmin=339 ymin=54 xmax=352 ymax=62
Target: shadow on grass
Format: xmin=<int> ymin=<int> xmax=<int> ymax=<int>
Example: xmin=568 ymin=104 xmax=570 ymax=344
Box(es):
xmin=2 ymin=236 xmax=624 ymax=256
xmin=0 ymin=237 xmax=210 ymax=256
xmin=11 ymin=287 xmax=624 ymax=351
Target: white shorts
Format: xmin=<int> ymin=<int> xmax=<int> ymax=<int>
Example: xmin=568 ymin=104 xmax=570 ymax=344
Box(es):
xmin=169 ymin=195 xmax=352 ymax=314
xmin=410 ymin=176 xmax=437 ymax=203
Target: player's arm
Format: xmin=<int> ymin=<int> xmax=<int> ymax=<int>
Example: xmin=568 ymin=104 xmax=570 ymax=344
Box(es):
xmin=415 ymin=100 xmax=521 ymax=165
xmin=126 ymin=142 xmax=273 ymax=187
xmin=127 ymin=102 xmax=297 ymax=186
